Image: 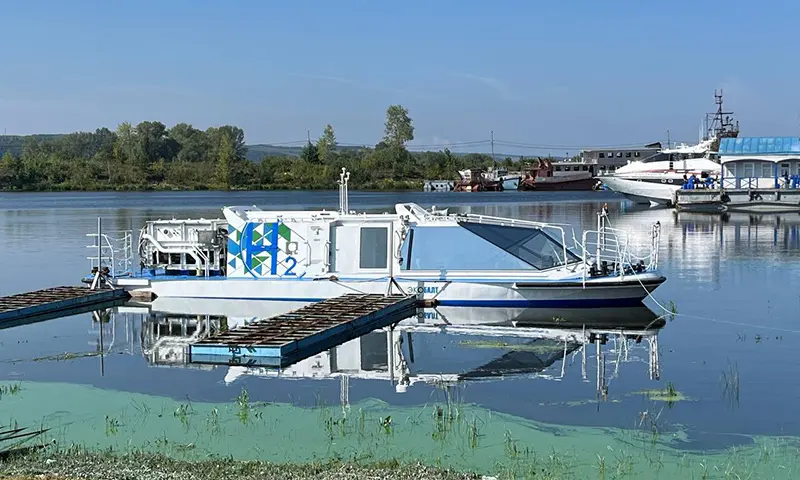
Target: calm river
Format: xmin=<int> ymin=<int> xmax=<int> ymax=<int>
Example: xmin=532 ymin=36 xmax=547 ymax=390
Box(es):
xmin=1 ymin=190 xmax=798 ymax=478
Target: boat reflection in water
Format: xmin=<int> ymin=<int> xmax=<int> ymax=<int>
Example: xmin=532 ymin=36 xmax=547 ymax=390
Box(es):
xmin=129 ymin=300 xmax=665 ymax=400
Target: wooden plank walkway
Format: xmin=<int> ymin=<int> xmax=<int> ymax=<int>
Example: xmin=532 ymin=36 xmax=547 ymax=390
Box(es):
xmin=0 ymin=286 xmax=130 ymax=327
xmin=189 ymin=293 xmax=418 ymax=367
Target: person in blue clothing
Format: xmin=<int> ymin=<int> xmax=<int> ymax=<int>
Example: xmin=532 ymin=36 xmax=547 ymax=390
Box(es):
xmin=688 ymin=173 xmax=697 ymax=189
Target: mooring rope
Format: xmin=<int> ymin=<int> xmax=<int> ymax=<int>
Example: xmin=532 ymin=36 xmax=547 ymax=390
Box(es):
xmin=633 ymin=272 xmax=800 ymax=335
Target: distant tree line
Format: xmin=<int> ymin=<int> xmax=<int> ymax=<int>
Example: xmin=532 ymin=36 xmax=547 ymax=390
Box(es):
xmin=0 ymin=105 xmax=537 ymax=191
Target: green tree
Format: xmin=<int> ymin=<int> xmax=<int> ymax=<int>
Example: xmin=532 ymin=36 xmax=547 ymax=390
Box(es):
xmin=383 ymin=104 xmax=414 ymax=147
xmin=169 ymin=123 xmax=208 ymax=163
xmin=206 ymin=126 xmax=246 ymax=162
xmin=300 ymin=142 xmax=319 ymax=163
xmin=215 ymin=131 xmax=233 ymax=189
xmin=316 ymin=124 xmax=337 ymax=162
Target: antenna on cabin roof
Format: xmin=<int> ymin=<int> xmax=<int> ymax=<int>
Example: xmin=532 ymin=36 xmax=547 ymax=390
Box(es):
xmin=338 ymin=167 xmax=350 ymax=213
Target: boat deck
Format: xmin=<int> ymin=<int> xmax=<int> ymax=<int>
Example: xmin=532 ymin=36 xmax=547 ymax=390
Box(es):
xmin=189 ymin=293 xmax=419 ymax=367
xmin=0 ymin=286 xmax=130 ymax=328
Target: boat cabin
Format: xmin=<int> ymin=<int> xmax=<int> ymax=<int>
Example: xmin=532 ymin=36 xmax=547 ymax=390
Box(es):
xmin=221 ymin=203 xmax=581 ymax=280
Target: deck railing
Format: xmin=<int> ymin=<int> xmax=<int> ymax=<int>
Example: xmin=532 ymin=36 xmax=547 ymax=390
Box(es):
xmin=579 ymin=210 xmax=661 ymax=286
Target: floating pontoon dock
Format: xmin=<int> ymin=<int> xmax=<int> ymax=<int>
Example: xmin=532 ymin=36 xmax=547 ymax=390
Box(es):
xmin=189 ymin=293 xmax=419 ymax=367
xmin=0 ymin=286 xmax=129 ymax=328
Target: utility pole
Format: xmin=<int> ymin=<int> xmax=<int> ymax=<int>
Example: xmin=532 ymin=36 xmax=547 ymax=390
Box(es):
xmin=490 ymin=130 xmax=496 ymax=164
xmin=307 ymin=130 xmax=311 ymax=145
xmin=666 ymin=130 xmax=671 ymax=149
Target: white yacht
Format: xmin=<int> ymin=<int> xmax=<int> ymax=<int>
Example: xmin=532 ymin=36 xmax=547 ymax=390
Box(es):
xmin=101 ymin=169 xmax=665 ymax=310
xmin=599 ymin=140 xmax=722 ymax=206
xmin=598 ymin=90 xmax=739 ymax=206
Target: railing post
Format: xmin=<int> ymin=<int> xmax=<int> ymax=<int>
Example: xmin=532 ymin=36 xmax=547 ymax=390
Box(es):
xmin=595 ymin=212 xmax=602 ymax=267
xmin=97 ymin=217 xmax=102 ymax=273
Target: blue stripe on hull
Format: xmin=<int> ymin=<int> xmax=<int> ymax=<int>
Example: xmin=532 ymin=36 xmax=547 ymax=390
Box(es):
xmin=436 ymin=298 xmax=645 ymax=308
xmin=165 ymin=296 xmax=646 ymax=308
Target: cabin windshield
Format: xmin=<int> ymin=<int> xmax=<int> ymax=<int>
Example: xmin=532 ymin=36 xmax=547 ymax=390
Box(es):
xmin=400 ymin=223 xmax=581 ymax=271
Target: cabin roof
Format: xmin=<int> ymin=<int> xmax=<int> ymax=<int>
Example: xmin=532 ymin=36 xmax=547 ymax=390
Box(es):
xmin=719 ymin=137 xmax=800 ymax=156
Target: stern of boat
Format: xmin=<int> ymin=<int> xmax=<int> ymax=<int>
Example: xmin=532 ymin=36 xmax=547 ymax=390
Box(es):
xmin=578 ymin=206 xmax=665 ymax=297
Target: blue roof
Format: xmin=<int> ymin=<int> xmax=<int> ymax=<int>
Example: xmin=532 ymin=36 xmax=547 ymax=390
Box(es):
xmin=719 ymin=137 xmax=800 ymax=155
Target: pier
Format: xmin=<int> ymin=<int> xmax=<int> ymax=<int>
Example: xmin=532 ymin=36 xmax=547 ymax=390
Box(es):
xmin=0 ymin=286 xmax=129 ymax=328
xmin=675 ymin=189 xmax=800 ymax=213
xmin=189 ymin=293 xmax=419 ymax=367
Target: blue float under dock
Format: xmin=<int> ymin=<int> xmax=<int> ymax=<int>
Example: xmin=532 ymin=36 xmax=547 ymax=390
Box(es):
xmin=189 ymin=293 xmax=419 ymax=368
xmin=0 ymin=286 xmax=130 ymax=327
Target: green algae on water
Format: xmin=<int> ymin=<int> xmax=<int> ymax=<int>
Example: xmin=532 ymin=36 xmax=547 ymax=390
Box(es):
xmin=635 ymin=382 xmax=693 ymax=403
xmin=1 ymin=381 xmax=799 ymax=479
xmin=458 ymin=339 xmax=566 ymax=354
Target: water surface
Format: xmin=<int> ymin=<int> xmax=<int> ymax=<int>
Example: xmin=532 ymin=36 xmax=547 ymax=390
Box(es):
xmin=1 ymin=190 xmax=798 ymax=477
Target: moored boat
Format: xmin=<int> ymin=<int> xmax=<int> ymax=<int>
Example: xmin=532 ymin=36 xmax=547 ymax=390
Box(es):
xmin=107 ymin=169 xmax=666 ymax=309
xmin=597 ymin=90 xmax=739 ymax=206
xmin=518 ymin=158 xmax=598 ymax=191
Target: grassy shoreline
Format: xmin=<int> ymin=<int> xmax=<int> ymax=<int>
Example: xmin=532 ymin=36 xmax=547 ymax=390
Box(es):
xmin=0 ymin=450 xmax=484 ymax=480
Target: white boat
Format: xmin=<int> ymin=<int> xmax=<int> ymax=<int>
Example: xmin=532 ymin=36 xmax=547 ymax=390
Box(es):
xmin=456 ymin=167 xmax=521 ymax=191
xmin=599 ymin=140 xmax=722 ymax=206
xmin=598 ymin=90 xmax=739 ymax=206
xmin=108 ymin=169 xmax=665 ymax=309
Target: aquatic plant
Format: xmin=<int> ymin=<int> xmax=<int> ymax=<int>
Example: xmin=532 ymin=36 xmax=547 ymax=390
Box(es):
xmin=721 ymin=361 xmax=740 ymax=409
xmin=173 ymin=402 xmax=194 ymax=430
xmin=0 ymin=383 xmax=22 ymax=399
xmin=636 ymin=382 xmax=690 ymax=407
xmin=104 ymin=415 xmax=120 ymax=436
xmin=206 ymin=407 xmax=221 ymax=436
xmin=235 ymin=388 xmax=249 ymax=424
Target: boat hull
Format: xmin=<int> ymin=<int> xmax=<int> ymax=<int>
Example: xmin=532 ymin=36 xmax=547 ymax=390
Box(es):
xmin=119 ymin=273 xmax=666 ymax=309
xmin=518 ymin=177 xmax=598 ymax=191
xmin=598 ymin=177 xmax=678 ymax=205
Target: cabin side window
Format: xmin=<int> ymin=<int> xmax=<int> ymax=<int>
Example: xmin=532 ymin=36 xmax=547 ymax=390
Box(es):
xmin=359 ymin=227 xmax=388 ymax=269
xmin=459 ymin=222 xmax=580 ymax=270
xmin=761 ymin=162 xmax=773 ymax=178
xmin=599 ymin=153 xmax=605 ymax=159
xmin=634 ymin=152 xmax=640 ymax=157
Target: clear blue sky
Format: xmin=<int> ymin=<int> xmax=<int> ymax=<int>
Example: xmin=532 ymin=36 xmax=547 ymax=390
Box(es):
xmin=1 ymin=0 xmax=797 ymax=155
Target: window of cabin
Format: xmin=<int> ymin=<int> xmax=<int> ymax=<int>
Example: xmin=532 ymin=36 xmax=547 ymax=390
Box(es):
xmin=743 ymin=163 xmax=755 ymax=178
xmin=607 ymin=152 xmax=613 ymax=158
xmin=359 ymin=227 xmax=388 ymax=269
xmin=582 ymin=165 xmax=588 ymax=171
xmin=555 ymin=165 xmax=562 ymax=171
xmin=625 ymin=152 xmax=631 ymax=157
xmin=564 ymin=166 xmax=571 ymax=171
xmin=761 ymin=162 xmax=773 ymax=178
xmin=599 ymin=153 xmax=605 ymax=159
xmin=616 ymin=152 xmax=622 ymax=157
xmin=634 ymin=152 xmax=641 ymax=157
xmin=458 ymin=222 xmax=580 ymax=270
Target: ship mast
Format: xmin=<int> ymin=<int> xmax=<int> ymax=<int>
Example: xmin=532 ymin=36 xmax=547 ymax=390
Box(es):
xmin=704 ymin=90 xmax=739 ymax=141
